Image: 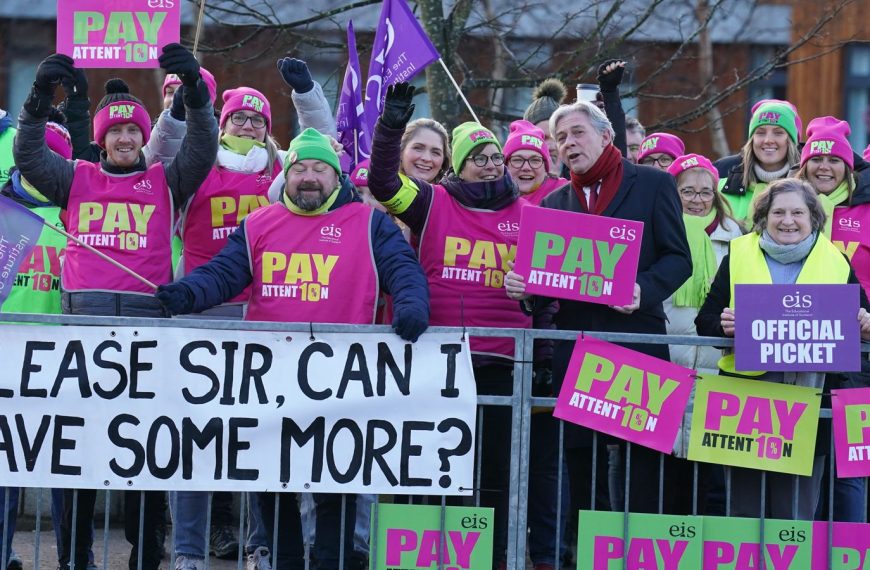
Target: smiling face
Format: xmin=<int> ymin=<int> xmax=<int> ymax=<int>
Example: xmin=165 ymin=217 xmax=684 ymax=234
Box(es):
xmin=554 ymin=111 xmax=612 ymax=175
xmin=400 ymin=127 xmax=445 ymax=182
xmin=285 ymin=159 xmax=339 ymax=211
xmin=459 ymin=143 xmax=503 ymax=182
xmin=677 ymin=169 xmax=716 ymax=216
xmin=805 ymin=156 xmax=846 ymax=195
xmin=752 ymin=125 xmax=790 ymax=171
xmin=104 ymin=123 xmax=144 ymax=168
xmin=765 ymin=191 xmax=813 ymax=245
xmin=507 ymin=149 xmax=547 ymax=194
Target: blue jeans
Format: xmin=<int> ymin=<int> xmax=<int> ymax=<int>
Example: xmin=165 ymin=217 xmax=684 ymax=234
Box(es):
xmin=170 ymin=491 xmax=209 ymax=558
xmin=0 ymin=487 xmax=18 ymax=565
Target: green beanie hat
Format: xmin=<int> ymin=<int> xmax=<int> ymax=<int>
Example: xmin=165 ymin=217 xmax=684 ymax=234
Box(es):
xmin=451 ymin=122 xmax=502 ymax=175
xmin=284 ymin=128 xmax=341 ymax=176
xmin=748 ymin=101 xmax=799 ymax=143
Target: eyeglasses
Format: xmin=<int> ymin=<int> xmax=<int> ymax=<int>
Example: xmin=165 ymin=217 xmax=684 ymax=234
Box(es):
xmin=679 ymin=189 xmax=715 ymax=201
xmin=508 ymin=155 xmax=544 ymax=169
xmin=641 ymin=155 xmax=675 ymax=167
xmin=467 ymin=153 xmax=505 ymax=167
xmin=229 ymin=112 xmax=266 ymax=129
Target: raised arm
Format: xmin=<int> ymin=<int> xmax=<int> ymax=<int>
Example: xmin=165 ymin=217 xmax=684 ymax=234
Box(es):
xmin=276 ymin=58 xmax=338 ymax=137
xmin=13 ymin=54 xmax=78 ymax=208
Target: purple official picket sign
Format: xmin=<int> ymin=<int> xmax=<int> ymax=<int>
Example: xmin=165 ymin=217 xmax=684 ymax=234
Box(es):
xmin=553 ymin=336 xmax=694 ymax=453
xmin=57 ymin=0 xmax=180 ymax=68
xmin=513 ymin=206 xmax=643 ymax=305
xmin=832 ymin=387 xmax=870 ymax=478
xmin=734 ymin=284 xmax=860 ymax=372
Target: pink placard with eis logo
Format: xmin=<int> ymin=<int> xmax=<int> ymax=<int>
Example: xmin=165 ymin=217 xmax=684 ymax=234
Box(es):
xmin=553 ymin=336 xmax=694 ymax=453
xmin=57 ymin=0 xmax=180 ymax=68
xmin=513 ymin=206 xmax=643 ymax=306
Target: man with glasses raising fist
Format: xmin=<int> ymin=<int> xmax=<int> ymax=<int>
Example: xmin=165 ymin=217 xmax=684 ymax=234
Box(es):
xmin=504 ymin=120 xmax=569 ymax=206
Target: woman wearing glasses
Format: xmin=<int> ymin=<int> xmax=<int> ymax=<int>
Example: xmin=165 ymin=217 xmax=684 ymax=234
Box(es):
xmin=636 ymin=133 xmax=685 ymax=172
xmin=664 ymin=154 xmax=743 ymax=460
xmin=504 ymin=120 xmax=568 ymax=206
xmin=368 ymin=83 xmax=539 ymax=570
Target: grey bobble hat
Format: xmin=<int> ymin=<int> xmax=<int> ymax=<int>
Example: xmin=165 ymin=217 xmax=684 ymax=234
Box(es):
xmin=523 ymin=78 xmax=568 ymax=125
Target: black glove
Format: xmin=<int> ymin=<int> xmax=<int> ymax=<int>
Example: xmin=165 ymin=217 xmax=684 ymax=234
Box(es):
xmin=532 ymin=366 xmax=554 ymax=397
xmin=155 ymin=282 xmax=195 ymax=315
xmin=62 ymin=67 xmax=89 ymax=101
xmin=158 ymin=44 xmax=200 ymax=88
xmin=392 ymin=304 xmax=428 ymax=342
xmin=169 ymin=86 xmax=186 ymax=121
xmin=26 ymin=54 xmax=75 ymax=118
xmin=380 ymin=82 xmax=416 ymax=130
xmin=597 ymin=59 xmax=625 ymax=93
xmin=276 ymin=58 xmax=314 ymax=94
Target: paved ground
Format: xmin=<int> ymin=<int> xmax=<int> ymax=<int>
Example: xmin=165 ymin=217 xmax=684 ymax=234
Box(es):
xmin=8 ymin=528 xmax=243 ymax=570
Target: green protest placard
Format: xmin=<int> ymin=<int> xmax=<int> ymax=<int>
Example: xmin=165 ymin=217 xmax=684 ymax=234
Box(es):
xmin=370 ymin=503 xmax=493 ymax=570
xmin=702 ymin=516 xmax=813 ymax=568
xmin=688 ymin=374 xmax=820 ymax=476
xmin=578 ymin=510 xmax=703 ymax=569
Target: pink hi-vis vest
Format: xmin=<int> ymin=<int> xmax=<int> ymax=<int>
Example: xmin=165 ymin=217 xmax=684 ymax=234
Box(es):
xmin=62 ymin=161 xmax=173 ymax=293
xmin=182 ymin=161 xmax=281 ymax=303
xmin=419 ymin=185 xmax=532 ymax=358
xmin=521 ymin=177 xmax=569 ymax=206
xmin=244 ymin=202 xmax=379 ymax=324
xmin=833 ymin=204 xmax=870 ymax=295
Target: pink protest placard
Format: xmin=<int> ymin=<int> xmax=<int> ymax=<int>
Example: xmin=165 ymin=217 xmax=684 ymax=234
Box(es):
xmin=811 ymin=521 xmax=870 ymax=568
xmin=57 ymin=0 xmax=180 ymax=68
xmin=513 ymin=206 xmax=643 ymax=306
xmin=553 ymin=336 xmax=694 ymax=453
xmin=831 ymin=387 xmax=870 ymax=478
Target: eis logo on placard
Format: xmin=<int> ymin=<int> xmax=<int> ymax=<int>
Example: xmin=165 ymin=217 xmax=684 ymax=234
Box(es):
xmin=146 ymin=0 xmax=175 ymax=6
xmin=319 ymin=223 xmax=342 ymax=244
xmin=609 ymin=223 xmax=638 ymax=242
xmin=837 ymin=217 xmax=862 ymax=234
xmin=782 ymin=290 xmax=812 ymax=315
xmin=497 ymin=220 xmax=520 ymax=238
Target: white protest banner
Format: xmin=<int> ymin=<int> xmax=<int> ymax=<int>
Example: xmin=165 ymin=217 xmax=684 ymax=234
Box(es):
xmin=0 ymin=326 xmax=476 ymax=494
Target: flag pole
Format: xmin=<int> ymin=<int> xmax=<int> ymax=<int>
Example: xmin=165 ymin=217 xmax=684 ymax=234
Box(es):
xmin=192 ymin=0 xmax=208 ymax=57
xmin=353 ymin=128 xmax=359 ymax=165
xmin=39 ymin=221 xmax=158 ymax=291
xmin=438 ymin=58 xmax=480 ymax=123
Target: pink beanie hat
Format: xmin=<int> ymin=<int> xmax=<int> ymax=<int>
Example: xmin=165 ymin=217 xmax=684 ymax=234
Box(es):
xmin=219 ymin=87 xmax=272 ymax=133
xmin=163 ymin=68 xmax=217 ymax=104
xmin=503 ymin=120 xmax=550 ymax=172
xmin=637 ymin=133 xmax=685 ymax=162
xmin=350 ymin=159 xmax=370 ymax=187
xmin=667 ymin=153 xmax=719 ymax=184
xmin=45 ymin=122 xmax=72 ymax=160
xmin=93 ymin=101 xmax=151 ymax=147
xmin=751 ymin=99 xmax=803 ymax=142
xmin=801 ymin=116 xmax=854 ymax=169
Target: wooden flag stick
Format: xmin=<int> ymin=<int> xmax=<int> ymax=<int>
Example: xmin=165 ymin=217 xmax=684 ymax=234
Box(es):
xmin=192 ymin=0 xmax=208 ymax=57
xmin=438 ymin=58 xmax=480 ymax=123
xmin=39 ymin=220 xmax=158 ymax=291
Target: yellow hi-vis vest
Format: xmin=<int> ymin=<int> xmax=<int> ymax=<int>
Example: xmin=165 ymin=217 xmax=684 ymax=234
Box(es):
xmin=718 ymin=231 xmax=851 ymax=375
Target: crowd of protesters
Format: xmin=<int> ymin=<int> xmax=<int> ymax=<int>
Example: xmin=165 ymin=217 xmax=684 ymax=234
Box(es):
xmin=0 ymin=43 xmax=869 ymax=570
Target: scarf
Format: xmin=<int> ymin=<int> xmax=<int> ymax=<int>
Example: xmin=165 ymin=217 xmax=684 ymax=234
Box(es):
xmin=753 ymin=162 xmax=791 ymax=183
xmin=673 ymin=209 xmax=718 ymax=308
xmin=440 ymin=170 xmax=518 ymax=210
xmin=11 ymin=170 xmax=52 ymax=206
xmin=282 ymin=185 xmax=341 ymax=216
xmin=569 ymin=144 xmax=623 ymax=214
xmin=759 ymin=230 xmax=817 ymax=265
xmin=816 ymin=180 xmax=850 ymax=237
xmin=219 ymin=134 xmax=269 ymax=173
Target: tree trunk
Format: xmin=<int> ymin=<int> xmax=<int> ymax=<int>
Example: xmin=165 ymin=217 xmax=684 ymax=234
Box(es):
xmin=696 ymin=0 xmax=731 ymax=158
xmin=417 ymin=0 xmax=466 ymax=130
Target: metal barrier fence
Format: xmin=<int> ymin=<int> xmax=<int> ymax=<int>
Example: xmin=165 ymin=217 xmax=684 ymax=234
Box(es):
xmin=0 ymin=312 xmax=867 ymax=570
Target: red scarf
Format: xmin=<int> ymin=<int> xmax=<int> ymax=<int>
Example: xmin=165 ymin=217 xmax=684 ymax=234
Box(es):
xmin=569 ymin=144 xmax=624 ymax=215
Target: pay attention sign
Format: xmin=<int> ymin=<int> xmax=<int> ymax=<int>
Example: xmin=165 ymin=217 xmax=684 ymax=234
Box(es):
xmin=57 ymin=0 xmax=180 ymax=68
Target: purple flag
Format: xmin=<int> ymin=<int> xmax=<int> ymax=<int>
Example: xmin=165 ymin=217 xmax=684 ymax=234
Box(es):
xmin=363 ymin=0 xmax=440 ymax=141
xmin=337 ymin=21 xmax=369 ymax=172
xmin=0 ymin=194 xmax=46 ymax=305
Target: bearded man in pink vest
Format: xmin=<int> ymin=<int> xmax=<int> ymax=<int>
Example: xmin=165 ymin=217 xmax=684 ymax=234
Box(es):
xmin=14 ymin=46 xmax=218 ymax=570
xmin=156 ymin=127 xmax=429 ymax=570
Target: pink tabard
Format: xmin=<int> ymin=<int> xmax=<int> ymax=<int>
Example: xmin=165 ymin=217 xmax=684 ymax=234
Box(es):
xmin=62 ymin=161 xmax=173 ymax=294
xmin=832 ymin=204 xmax=870 ymax=296
xmin=520 ymin=176 xmax=569 ymax=206
xmin=244 ymin=202 xmax=379 ymax=324
xmin=419 ymin=185 xmax=532 ymax=359
xmin=181 ymin=161 xmax=281 ymax=303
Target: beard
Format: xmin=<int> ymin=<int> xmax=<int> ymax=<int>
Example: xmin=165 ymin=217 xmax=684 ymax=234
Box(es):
xmin=288 ymin=181 xmax=330 ymax=211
